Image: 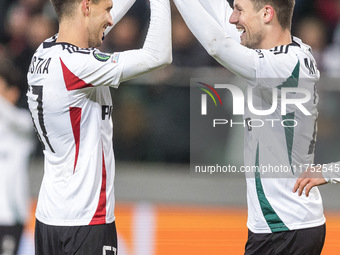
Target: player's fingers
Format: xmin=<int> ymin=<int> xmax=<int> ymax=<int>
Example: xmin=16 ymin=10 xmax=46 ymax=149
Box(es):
xmin=305 ymin=184 xmax=313 ymax=197
xmin=298 ymin=178 xmax=310 ymax=196
xmin=293 ymin=178 xmax=303 ymax=193
xmin=293 ymin=170 xmax=310 ymax=193
xmin=305 ymin=180 xmax=317 ymax=197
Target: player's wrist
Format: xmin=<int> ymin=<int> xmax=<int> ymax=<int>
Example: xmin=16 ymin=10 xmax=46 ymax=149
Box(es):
xmin=321 ymin=162 xmax=340 ymax=183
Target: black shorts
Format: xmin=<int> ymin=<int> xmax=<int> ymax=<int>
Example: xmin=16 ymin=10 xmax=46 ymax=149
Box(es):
xmin=35 ymin=219 xmax=117 ymax=255
xmin=0 ymin=224 xmax=24 ymax=255
xmin=245 ymin=224 xmax=326 ymax=255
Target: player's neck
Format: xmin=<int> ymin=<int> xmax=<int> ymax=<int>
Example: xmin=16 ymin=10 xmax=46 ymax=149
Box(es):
xmin=56 ymin=19 xmax=89 ymax=48
xmin=260 ymin=28 xmax=292 ymax=49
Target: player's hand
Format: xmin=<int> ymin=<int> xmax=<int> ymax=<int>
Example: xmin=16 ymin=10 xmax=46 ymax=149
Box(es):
xmin=293 ymin=166 xmax=327 ymax=197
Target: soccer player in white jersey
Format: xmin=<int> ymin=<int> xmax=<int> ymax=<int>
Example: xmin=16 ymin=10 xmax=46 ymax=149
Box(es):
xmin=0 ymin=58 xmax=34 ymax=255
xmin=173 ymin=0 xmax=325 ymax=254
xmin=26 ymin=0 xmax=171 ymax=253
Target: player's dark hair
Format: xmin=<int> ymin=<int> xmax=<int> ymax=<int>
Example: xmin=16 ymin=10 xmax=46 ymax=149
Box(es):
xmin=50 ymin=0 xmax=101 ymax=20
xmin=251 ymin=0 xmax=295 ymax=29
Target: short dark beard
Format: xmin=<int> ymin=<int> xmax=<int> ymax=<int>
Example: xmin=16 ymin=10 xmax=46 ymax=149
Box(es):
xmin=243 ymin=32 xmax=263 ymax=49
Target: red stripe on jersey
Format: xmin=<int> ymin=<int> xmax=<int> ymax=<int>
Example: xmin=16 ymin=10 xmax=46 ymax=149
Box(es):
xmin=60 ymin=58 xmax=94 ymax=90
xmin=90 ymin=150 xmax=107 ymax=225
xmin=69 ymin=107 xmax=81 ymax=174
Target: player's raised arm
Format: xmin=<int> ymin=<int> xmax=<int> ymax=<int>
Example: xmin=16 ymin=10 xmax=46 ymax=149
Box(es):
xmin=173 ymin=0 xmax=256 ymax=81
xmin=104 ymin=0 xmax=136 ymax=35
xmin=118 ymin=0 xmax=172 ymax=82
xmin=197 ymin=0 xmax=241 ymax=42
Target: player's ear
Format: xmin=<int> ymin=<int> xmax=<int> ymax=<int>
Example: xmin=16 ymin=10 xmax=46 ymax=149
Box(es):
xmin=82 ymin=0 xmax=91 ymax=16
xmin=262 ymin=5 xmax=274 ymax=24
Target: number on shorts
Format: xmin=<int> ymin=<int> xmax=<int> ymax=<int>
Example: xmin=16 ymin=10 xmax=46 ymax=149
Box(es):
xmin=103 ymin=245 xmax=117 ymax=255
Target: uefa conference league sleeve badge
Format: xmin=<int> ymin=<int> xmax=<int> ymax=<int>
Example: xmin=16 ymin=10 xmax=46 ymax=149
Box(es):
xmin=93 ymin=51 xmax=111 ymax=62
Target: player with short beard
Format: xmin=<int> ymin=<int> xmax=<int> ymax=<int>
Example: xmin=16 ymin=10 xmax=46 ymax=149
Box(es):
xmin=173 ymin=0 xmax=325 ymax=254
xmin=27 ymin=0 xmax=171 ymax=254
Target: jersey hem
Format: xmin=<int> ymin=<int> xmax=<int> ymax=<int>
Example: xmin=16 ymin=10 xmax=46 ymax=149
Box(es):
xmin=35 ymin=214 xmax=116 ymax=226
xmin=247 ymin=216 xmax=326 ymax=234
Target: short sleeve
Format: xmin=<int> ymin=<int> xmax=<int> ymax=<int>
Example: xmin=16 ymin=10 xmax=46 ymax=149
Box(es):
xmin=60 ymin=49 xmax=124 ymax=89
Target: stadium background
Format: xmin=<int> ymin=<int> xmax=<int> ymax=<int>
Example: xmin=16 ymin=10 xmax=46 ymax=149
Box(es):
xmin=0 ymin=0 xmax=340 ymax=254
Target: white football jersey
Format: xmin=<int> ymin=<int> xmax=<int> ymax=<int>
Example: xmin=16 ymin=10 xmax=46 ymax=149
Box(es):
xmin=174 ymin=0 xmax=325 ymax=233
xmin=27 ymin=0 xmax=171 ymax=227
xmin=27 ymin=36 xmax=122 ymax=226
xmin=243 ymin=38 xmax=325 ymax=233
xmin=0 ymin=96 xmax=34 ymax=225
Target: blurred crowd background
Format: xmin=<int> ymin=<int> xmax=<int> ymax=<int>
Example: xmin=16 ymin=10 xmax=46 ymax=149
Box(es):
xmin=1 ymin=0 xmax=340 ymax=164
